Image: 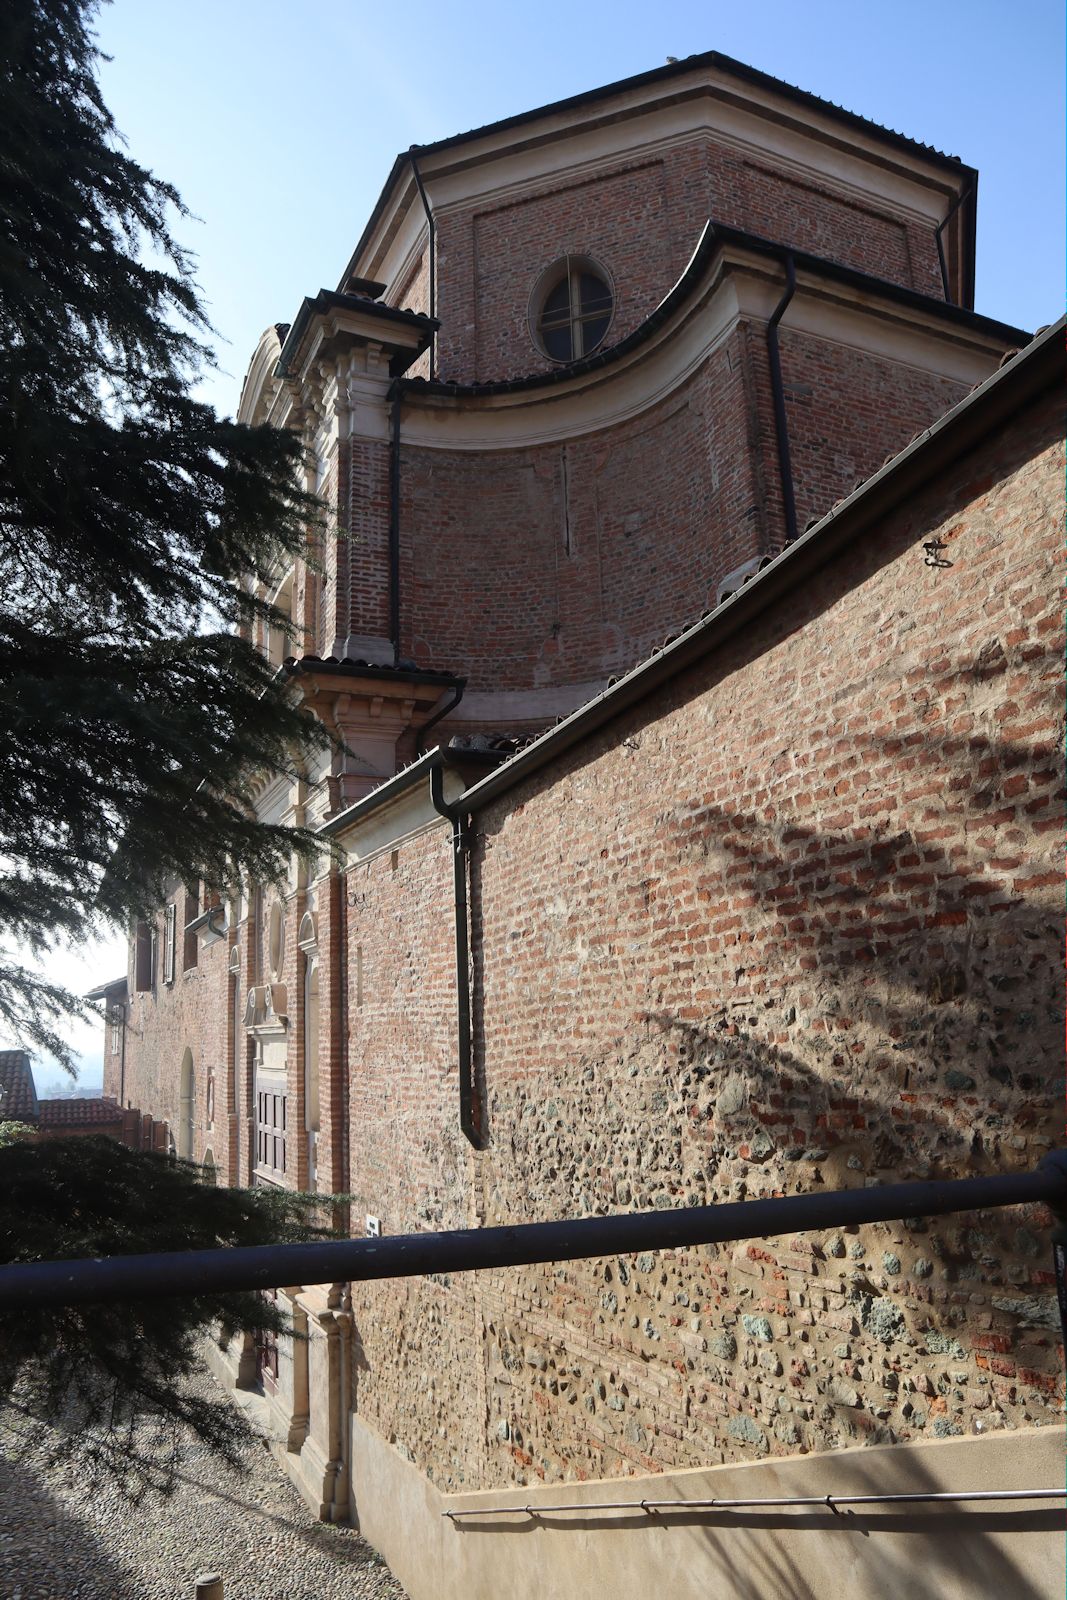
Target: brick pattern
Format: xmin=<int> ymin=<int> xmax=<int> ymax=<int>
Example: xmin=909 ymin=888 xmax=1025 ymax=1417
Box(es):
xmin=346 ymin=392 xmax=1063 ymax=1491
xmin=434 ymin=134 xmax=943 ymax=384
xmin=739 ymin=161 xmax=919 ymax=285
xmin=398 ymin=326 xmax=971 ymax=692
xmin=334 ymin=439 xmax=391 ymax=652
xmin=781 ymin=330 xmax=970 ymax=533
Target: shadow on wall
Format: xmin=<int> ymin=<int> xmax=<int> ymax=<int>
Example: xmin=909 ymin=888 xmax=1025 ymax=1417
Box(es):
xmin=451 ymin=1445 xmax=1065 ymax=1600
xmin=461 ymin=668 xmax=1063 ymax=1479
xmin=477 ymin=694 xmax=1063 ymax=1207
xmin=683 ymin=1444 xmax=1063 ymax=1600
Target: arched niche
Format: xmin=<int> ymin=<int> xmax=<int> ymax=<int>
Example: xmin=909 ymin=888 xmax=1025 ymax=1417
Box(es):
xmin=178 ymin=1047 xmax=194 ymax=1159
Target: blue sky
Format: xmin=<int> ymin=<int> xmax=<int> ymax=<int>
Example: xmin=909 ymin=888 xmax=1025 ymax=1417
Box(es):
xmin=32 ymin=0 xmax=1065 ymax=1091
xmin=93 ymin=0 xmax=1063 ymax=418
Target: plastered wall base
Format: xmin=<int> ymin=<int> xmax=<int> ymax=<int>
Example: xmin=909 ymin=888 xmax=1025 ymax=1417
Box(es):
xmin=350 ymin=1414 xmax=1067 ymax=1600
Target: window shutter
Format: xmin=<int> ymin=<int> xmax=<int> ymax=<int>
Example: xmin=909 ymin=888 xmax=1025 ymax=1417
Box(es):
xmin=163 ymin=904 xmax=177 ymax=985
xmin=134 ymin=921 xmax=152 ymax=991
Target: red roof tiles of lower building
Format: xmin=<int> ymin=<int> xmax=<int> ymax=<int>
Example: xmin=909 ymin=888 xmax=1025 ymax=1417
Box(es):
xmin=37 ymin=1096 xmax=122 ymax=1127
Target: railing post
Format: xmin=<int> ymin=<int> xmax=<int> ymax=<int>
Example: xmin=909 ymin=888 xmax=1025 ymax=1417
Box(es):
xmin=195 ymin=1575 xmax=223 ymax=1600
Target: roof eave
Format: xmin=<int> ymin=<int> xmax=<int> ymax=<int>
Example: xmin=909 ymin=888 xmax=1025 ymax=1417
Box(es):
xmin=397 ymin=223 xmax=1028 ymax=404
xmin=318 ymin=745 xmax=508 ymax=840
xmin=342 ymin=52 xmax=974 ymax=293
xmin=275 ymin=289 xmax=439 ymax=381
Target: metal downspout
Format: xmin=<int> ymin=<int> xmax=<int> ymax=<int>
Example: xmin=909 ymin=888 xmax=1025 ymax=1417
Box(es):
xmin=765 ymin=252 xmax=798 ymax=547
xmin=408 ymin=147 xmax=436 ymax=377
xmin=428 ymin=763 xmax=481 ymax=1148
xmin=935 ymin=173 xmax=974 ymax=306
xmin=334 ymin=861 xmax=353 ymax=1517
xmin=336 ymin=864 xmax=351 ymax=1209
xmin=415 ymin=678 xmax=466 ymax=757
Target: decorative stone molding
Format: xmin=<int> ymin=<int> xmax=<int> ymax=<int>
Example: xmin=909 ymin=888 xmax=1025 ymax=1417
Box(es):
xmin=243 ymin=983 xmax=288 ymax=1033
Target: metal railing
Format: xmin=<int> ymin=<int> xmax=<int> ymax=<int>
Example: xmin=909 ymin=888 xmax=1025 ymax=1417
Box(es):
xmin=0 ymin=1152 xmax=1064 ymax=1310
xmin=443 ymin=1487 xmax=1066 ymax=1520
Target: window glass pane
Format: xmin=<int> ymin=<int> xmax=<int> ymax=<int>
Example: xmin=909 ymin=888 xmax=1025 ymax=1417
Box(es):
xmin=537 ymin=262 xmax=612 ymax=361
xmin=579 ymin=274 xmax=612 ymax=315
xmin=542 ymin=323 xmax=574 ymax=361
xmin=541 ymin=277 xmax=571 ymax=319
xmin=579 ymin=313 xmax=611 ymax=353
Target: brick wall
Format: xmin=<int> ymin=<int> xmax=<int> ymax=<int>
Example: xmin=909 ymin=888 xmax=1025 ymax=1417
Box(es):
xmin=116 ymin=879 xmax=333 ymax=1194
xmin=781 ymin=330 xmax=969 ymax=533
xmin=336 ymin=438 xmax=392 ymax=652
xmin=434 ymin=134 xmax=945 ymax=384
xmin=119 ymin=901 xmax=234 ymax=1175
xmin=738 ymin=160 xmax=943 ymax=294
xmin=398 ymin=325 xmax=971 ymax=692
xmin=346 ymin=387 xmax=1063 ymax=1491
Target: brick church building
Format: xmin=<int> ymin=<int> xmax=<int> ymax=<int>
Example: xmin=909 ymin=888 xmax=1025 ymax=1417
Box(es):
xmin=102 ymin=53 xmax=1063 ymax=1599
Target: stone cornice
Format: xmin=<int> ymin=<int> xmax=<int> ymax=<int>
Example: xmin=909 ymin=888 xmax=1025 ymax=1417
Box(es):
xmin=384 ymin=231 xmax=1022 ymax=453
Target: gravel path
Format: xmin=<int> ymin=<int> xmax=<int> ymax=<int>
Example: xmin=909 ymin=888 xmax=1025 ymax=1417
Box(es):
xmin=0 ymin=1369 xmax=410 ymax=1600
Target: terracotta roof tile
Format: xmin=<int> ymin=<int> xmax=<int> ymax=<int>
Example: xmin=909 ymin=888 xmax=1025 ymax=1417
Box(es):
xmin=38 ymin=1096 xmax=122 ymax=1127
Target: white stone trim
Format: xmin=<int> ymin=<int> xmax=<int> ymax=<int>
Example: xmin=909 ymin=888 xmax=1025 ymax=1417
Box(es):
xmin=390 ymin=253 xmax=1006 ymax=453
xmin=356 ymin=69 xmax=967 ymax=290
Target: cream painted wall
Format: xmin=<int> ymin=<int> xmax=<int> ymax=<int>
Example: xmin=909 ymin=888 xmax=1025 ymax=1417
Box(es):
xmin=352 ymin=1417 xmax=1066 ymax=1600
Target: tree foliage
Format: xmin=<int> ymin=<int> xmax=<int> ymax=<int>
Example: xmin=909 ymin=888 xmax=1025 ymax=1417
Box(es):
xmin=0 ymin=1135 xmax=333 ymax=1497
xmin=0 ymin=0 xmax=327 ymax=1064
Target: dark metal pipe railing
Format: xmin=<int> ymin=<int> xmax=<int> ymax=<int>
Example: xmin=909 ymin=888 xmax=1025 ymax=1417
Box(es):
xmin=0 ymin=1157 xmax=1063 ymax=1312
xmin=443 ymin=1487 xmax=1067 ymax=1520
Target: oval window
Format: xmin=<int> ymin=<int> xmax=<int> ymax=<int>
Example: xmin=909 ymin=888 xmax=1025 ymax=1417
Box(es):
xmin=533 ymin=257 xmax=614 ymax=363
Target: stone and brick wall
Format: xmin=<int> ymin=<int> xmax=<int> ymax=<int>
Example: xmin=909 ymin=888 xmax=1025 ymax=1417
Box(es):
xmin=344 ymin=387 xmax=1063 ymax=1491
